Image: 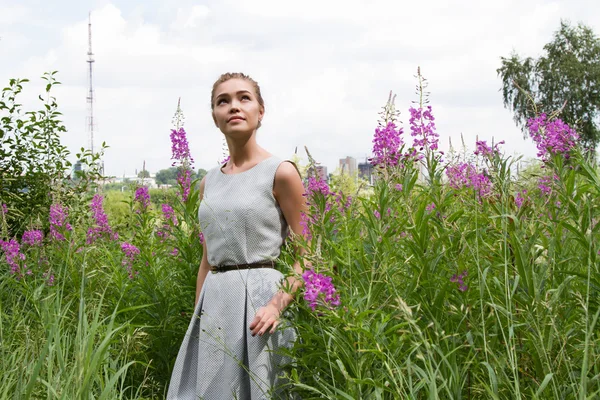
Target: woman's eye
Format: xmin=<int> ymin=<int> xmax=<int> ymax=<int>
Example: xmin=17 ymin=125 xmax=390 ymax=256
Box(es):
xmin=241 ymin=95 xmax=251 ymax=101
xmin=217 ymin=98 xmax=227 ymax=105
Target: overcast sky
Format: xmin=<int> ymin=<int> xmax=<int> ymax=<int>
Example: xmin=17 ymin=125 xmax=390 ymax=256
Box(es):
xmin=1 ymin=0 xmax=599 ymax=177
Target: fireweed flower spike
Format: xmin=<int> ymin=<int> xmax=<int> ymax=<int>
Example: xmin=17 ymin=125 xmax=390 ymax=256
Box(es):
xmin=22 ymin=230 xmax=44 ymax=246
xmin=87 ymin=194 xmax=118 ymax=244
xmin=409 ymin=106 xmax=440 ymax=153
xmin=370 ymin=122 xmax=404 ymax=168
xmin=0 ymin=238 xmax=27 ymax=277
xmin=527 ymin=114 xmax=579 ymax=161
xmin=170 ymin=126 xmax=195 ymax=202
xmin=121 ymin=242 xmax=141 ymax=279
xmin=301 ymin=269 xmax=341 ymax=311
xmin=49 ymin=204 xmax=72 ymax=241
xmin=450 ymin=270 xmax=468 ymax=292
xmin=134 ymin=187 xmax=150 ymax=212
xmin=474 ymin=140 xmax=505 ymax=157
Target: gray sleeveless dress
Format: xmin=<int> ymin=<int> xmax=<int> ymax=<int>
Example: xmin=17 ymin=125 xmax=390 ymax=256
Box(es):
xmin=167 ymin=156 xmax=296 ymax=400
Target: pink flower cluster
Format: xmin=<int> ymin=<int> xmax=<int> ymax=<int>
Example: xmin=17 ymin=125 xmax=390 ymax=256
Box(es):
xmin=22 ymin=230 xmax=44 ymax=246
xmin=1 ymin=204 xmax=7 ymax=215
xmin=450 ymin=270 xmax=468 ymax=292
xmin=527 ymin=114 xmax=579 ymax=161
xmin=0 ymin=238 xmax=28 ymax=277
xmin=170 ymin=127 xmax=195 ymax=202
xmin=157 ymin=204 xmax=179 ymax=242
xmin=370 ymin=122 xmax=404 ymax=168
xmin=86 ymin=195 xmax=118 ymax=244
xmin=302 ymin=269 xmax=340 ymax=311
xmin=162 ymin=204 xmax=178 ymax=226
xmin=134 ymin=187 xmax=150 ymax=211
xmin=515 ymin=190 xmax=528 ymax=208
xmin=49 ymin=204 xmax=72 ymax=241
xmin=121 ymin=242 xmax=140 ymax=279
xmin=409 ymin=106 xmax=439 ymax=152
xmin=446 ymin=162 xmax=492 ymax=198
xmin=538 ymin=175 xmax=559 ymax=196
xmin=177 ymin=169 xmax=192 ymax=202
xmin=302 ymin=177 xmax=352 ymax=240
xmin=474 ymin=140 xmax=505 ymax=157
xmin=170 ymin=127 xmax=194 ymax=166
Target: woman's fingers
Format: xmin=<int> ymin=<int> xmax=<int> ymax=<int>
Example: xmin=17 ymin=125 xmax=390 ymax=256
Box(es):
xmin=269 ymin=320 xmax=280 ymax=334
xmin=258 ymin=316 xmax=278 ymax=336
xmin=250 ymin=307 xmax=279 ymax=336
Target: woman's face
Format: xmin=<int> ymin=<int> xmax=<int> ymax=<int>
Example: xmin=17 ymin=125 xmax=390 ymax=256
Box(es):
xmin=212 ymin=78 xmax=264 ymax=137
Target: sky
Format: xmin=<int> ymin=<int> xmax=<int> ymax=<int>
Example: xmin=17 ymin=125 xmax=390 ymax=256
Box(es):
xmin=1 ymin=0 xmax=599 ymax=177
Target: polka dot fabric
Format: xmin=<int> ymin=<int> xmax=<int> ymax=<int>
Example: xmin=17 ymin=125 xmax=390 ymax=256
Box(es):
xmin=167 ymin=156 xmax=297 ymax=400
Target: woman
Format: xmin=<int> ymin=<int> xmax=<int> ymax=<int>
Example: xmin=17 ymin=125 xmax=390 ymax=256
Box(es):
xmin=167 ymin=72 xmax=306 ymax=399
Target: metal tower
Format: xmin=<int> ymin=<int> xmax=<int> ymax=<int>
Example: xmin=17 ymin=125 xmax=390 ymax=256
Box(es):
xmin=86 ymin=12 xmax=96 ymax=155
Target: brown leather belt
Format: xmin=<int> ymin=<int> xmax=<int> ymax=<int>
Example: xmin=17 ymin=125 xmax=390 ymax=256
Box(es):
xmin=210 ymin=261 xmax=276 ymax=273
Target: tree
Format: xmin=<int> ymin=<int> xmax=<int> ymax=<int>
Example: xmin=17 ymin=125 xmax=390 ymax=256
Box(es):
xmin=0 ymin=73 xmax=104 ymax=236
xmin=197 ymin=168 xmax=207 ymax=181
xmin=497 ymin=20 xmax=600 ymax=156
xmin=137 ymin=170 xmax=150 ymax=178
xmin=155 ymin=167 xmax=178 ymax=185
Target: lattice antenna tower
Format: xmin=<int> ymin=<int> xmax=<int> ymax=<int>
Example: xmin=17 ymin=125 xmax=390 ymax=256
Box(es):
xmin=86 ymin=12 xmax=96 ymax=155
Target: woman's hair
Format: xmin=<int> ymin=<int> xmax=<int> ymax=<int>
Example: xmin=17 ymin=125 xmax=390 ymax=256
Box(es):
xmin=210 ymin=72 xmax=264 ymax=110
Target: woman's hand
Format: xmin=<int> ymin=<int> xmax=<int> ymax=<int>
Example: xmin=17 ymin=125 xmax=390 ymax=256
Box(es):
xmin=249 ymin=304 xmax=281 ymax=336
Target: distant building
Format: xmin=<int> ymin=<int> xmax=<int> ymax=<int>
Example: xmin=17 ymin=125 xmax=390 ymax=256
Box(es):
xmin=339 ymin=156 xmax=357 ymax=176
xmin=358 ymin=161 xmax=374 ymax=185
xmin=307 ymin=165 xmax=328 ymax=182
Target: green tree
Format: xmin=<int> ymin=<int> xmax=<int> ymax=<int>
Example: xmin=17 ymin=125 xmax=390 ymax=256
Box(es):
xmin=497 ymin=20 xmax=600 ymax=156
xmin=0 ymin=73 xmax=104 ymax=236
xmin=155 ymin=167 xmax=178 ymax=185
xmin=197 ymin=168 xmax=207 ymax=181
xmin=137 ymin=170 xmax=150 ymax=178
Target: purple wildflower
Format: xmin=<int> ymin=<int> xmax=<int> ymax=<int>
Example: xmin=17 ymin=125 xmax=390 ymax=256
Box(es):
xmin=121 ymin=242 xmax=140 ymax=279
xmin=409 ymin=106 xmax=439 ymax=152
xmin=177 ymin=169 xmax=192 ymax=202
xmin=515 ymin=190 xmax=527 ymax=208
xmin=474 ymin=140 xmax=505 ymax=157
xmin=134 ymin=187 xmax=150 ymax=211
xmin=87 ymin=194 xmax=118 ymax=244
xmin=0 ymin=238 xmax=27 ymax=277
xmin=299 ymin=212 xmax=312 ymax=240
xmin=538 ymin=176 xmax=553 ymax=196
xmin=170 ymin=127 xmax=194 ymax=166
xmin=373 ymin=210 xmax=381 ymax=219
xmin=395 ymin=184 xmax=403 ymax=191
xmin=43 ymin=271 xmax=55 ymax=286
xmin=426 ymin=203 xmax=436 ymax=212
xmin=450 ymin=270 xmax=468 ymax=292
xmin=162 ymin=204 xmax=178 ymax=226
xmin=171 ymin=248 xmax=179 ymax=256
xmin=22 ymin=230 xmax=44 ymax=246
xmin=199 ymin=231 xmax=205 ymax=244
xmin=49 ymin=204 xmax=72 ymax=241
xmin=446 ymin=162 xmax=492 ymax=198
xmin=370 ymin=122 xmax=404 ymax=168
xmin=306 ymin=177 xmax=331 ymax=198
xmin=527 ymin=114 xmax=579 ymax=161
xmin=302 ymin=269 xmax=341 ymax=311
xmin=1 ymin=204 xmax=7 ymax=215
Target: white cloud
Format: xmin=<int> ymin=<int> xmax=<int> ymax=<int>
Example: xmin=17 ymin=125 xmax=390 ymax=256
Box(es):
xmin=0 ymin=0 xmax=599 ymax=176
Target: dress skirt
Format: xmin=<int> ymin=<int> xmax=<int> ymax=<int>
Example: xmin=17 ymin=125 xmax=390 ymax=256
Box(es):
xmin=167 ymin=268 xmax=296 ymax=400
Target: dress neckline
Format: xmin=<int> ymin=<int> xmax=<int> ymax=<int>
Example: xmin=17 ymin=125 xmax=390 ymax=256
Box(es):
xmin=219 ymin=155 xmax=274 ymax=176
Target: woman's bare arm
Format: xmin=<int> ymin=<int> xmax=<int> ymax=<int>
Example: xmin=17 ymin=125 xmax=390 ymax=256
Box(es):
xmin=195 ymin=176 xmax=211 ymax=307
xmin=249 ymin=161 xmax=307 ymax=336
